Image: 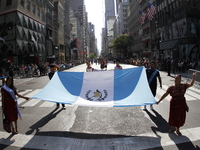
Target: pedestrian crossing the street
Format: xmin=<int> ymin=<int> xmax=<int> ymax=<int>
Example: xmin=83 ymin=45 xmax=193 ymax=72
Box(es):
xmin=0 ymin=85 xmax=199 ymax=108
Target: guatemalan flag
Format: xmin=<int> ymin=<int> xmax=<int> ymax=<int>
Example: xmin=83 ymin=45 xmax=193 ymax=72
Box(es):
xmin=32 ymin=66 xmax=156 ymax=107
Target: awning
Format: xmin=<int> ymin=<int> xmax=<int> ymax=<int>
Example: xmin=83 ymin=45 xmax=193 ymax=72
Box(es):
xmin=160 ymin=40 xmax=179 ymax=50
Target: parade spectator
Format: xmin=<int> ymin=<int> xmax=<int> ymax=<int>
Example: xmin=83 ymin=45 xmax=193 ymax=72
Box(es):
xmin=144 ymin=61 xmax=162 ymax=110
xmin=189 ymin=60 xmax=196 ymax=69
xmin=0 ymin=67 xmax=5 ymax=85
xmin=48 ymin=65 xmax=65 ymax=109
xmin=178 ymin=60 xmax=183 ymax=73
xmin=1 ymin=76 xmax=29 ymax=134
xmin=104 ymin=59 xmax=108 ymax=70
xmin=166 ymin=57 xmax=171 ymax=76
xmin=157 ymin=72 xmax=198 ymax=136
xmin=100 ymin=60 xmax=105 ymax=70
xmin=86 ymin=62 xmax=94 ymax=72
xmin=114 ymin=61 xmax=123 ymax=70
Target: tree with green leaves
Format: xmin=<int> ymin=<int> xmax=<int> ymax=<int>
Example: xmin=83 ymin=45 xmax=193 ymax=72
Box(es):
xmin=89 ymin=53 xmax=97 ymax=59
xmin=109 ymin=34 xmax=132 ymax=58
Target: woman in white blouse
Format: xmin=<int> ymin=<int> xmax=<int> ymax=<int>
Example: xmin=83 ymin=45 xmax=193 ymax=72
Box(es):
xmin=86 ymin=62 xmax=94 ymax=72
xmin=114 ymin=61 xmax=123 ymax=70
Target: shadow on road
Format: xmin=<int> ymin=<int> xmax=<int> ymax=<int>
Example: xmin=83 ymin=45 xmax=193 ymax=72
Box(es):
xmin=168 ymin=133 xmax=200 ymax=150
xmin=26 ymin=108 xmax=63 ymax=135
xmin=0 ymin=134 xmax=15 ymax=149
xmin=144 ymin=109 xmax=169 ymax=135
xmin=145 ymin=109 xmax=200 ymax=150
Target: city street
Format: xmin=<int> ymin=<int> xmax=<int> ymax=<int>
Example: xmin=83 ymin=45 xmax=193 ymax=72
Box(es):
xmin=0 ymin=62 xmax=200 ymax=150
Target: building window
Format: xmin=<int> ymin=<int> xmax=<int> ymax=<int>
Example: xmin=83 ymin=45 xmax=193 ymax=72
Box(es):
xmin=20 ymin=0 xmax=24 ymax=7
xmin=6 ymin=0 xmax=12 ymax=6
xmin=32 ymin=4 xmax=36 ymax=14
xmin=37 ymin=8 xmax=40 ymax=17
xmin=27 ymin=1 xmax=30 ymax=11
xmin=42 ymin=11 xmax=45 ymax=21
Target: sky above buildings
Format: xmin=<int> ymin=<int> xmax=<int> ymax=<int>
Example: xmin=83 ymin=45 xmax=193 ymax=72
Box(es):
xmin=85 ymin=0 xmax=104 ymax=54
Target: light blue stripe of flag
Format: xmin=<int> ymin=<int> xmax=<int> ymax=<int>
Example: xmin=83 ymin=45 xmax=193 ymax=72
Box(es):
xmin=114 ymin=67 xmax=155 ymax=107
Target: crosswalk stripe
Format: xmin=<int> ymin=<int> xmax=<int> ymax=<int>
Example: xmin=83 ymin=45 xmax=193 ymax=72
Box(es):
xmin=39 ymin=101 xmax=56 ymax=107
xmin=18 ymin=89 xmax=32 ymax=95
xmin=21 ymin=89 xmax=41 ymax=107
xmin=1 ymin=127 xmax=200 ymax=149
xmin=190 ymin=86 xmax=200 ymax=93
xmin=21 ymin=98 xmax=41 ymax=107
xmin=156 ymin=86 xmax=171 ymax=100
xmin=17 ymin=89 xmax=33 ymax=104
xmin=185 ymin=90 xmax=199 ymax=100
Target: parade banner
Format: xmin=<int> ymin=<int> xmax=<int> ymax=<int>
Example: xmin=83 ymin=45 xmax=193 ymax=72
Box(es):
xmin=32 ymin=66 xmax=156 ymax=107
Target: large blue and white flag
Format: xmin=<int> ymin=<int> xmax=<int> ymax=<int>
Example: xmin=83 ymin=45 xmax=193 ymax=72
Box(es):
xmin=32 ymin=66 xmax=156 ymax=107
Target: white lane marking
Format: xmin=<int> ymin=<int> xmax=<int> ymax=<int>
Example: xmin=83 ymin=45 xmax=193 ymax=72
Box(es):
xmin=0 ymin=127 xmax=200 ymax=149
xmin=21 ymin=89 xmax=41 ymax=107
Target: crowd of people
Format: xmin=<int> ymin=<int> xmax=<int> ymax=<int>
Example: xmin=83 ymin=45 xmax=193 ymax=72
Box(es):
xmin=131 ymin=58 xmax=200 ymax=73
xmin=0 ymin=60 xmax=81 ymax=80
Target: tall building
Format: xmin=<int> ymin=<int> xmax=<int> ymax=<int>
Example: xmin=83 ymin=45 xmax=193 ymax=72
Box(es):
xmin=127 ymin=0 xmax=142 ymax=58
xmin=0 ymin=0 xmax=46 ymax=65
xmin=105 ymin=0 xmax=115 ymax=31
xmin=54 ymin=1 xmax=65 ymax=62
xmin=104 ymin=0 xmax=116 ymax=55
xmin=70 ymin=0 xmax=87 ymax=62
xmin=63 ymin=0 xmax=72 ymax=61
xmin=126 ymin=0 xmax=200 ymax=61
xmin=101 ymin=28 xmax=106 ymax=54
xmin=88 ymin=22 xmax=96 ymax=54
xmin=45 ymin=0 xmax=54 ymax=62
xmin=70 ymin=0 xmax=84 ymax=19
xmin=115 ymin=1 xmax=129 ymax=37
xmin=70 ymin=10 xmax=82 ymax=60
xmin=115 ymin=0 xmax=129 ymax=14
xmin=152 ymin=0 xmax=200 ymax=61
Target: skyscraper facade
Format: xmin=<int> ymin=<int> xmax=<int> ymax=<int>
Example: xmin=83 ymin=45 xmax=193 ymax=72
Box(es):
xmin=105 ymin=0 xmax=115 ymax=28
xmin=70 ymin=0 xmax=85 ymax=21
xmin=104 ymin=0 xmax=116 ymax=55
xmin=70 ymin=0 xmax=87 ymax=61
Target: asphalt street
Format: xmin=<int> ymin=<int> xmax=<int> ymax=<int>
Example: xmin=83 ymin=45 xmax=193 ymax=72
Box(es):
xmin=0 ymin=62 xmax=200 ymax=150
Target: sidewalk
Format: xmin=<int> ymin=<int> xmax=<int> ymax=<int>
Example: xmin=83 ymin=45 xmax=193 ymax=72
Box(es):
xmin=0 ymin=77 xmax=36 ymax=87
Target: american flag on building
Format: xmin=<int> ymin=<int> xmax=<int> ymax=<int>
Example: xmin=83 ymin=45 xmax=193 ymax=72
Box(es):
xmin=139 ymin=10 xmax=146 ymax=25
xmin=147 ymin=2 xmax=156 ymax=20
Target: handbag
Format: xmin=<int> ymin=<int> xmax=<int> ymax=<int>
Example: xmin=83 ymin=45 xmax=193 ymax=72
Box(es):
xmin=2 ymin=111 xmax=11 ymax=133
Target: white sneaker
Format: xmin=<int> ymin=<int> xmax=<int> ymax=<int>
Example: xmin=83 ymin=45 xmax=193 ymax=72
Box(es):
xmin=150 ymin=105 xmax=154 ymax=110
